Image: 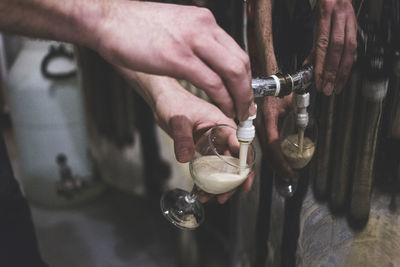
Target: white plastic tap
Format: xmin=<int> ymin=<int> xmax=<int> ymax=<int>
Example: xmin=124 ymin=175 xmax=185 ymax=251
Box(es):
xmin=237 ymin=106 xmax=257 ymax=143
xmin=296 ymin=93 xmax=310 ymax=129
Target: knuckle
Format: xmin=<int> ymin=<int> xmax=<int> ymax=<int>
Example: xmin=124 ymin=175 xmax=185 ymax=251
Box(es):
xmin=166 ymin=50 xmax=193 ymax=74
xmin=195 ymin=7 xmax=216 ymax=24
xmin=242 ymin=53 xmax=251 ymax=72
xmin=181 ymin=27 xmax=197 ymax=43
xmin=161 ymin=38 xmax=189 ymax=59
xmin=205 ymin=76 xmax=224 ymax=92
xmin=228 ymin=61 xmax=246 ymax=78
xmin=191 ymin=34 xmax=207 ymax=50
xmin=319 ymin=0 xmax=334 ymax=16
xmin=316 ymin=36 xmax=329 ymax=50
xmin=348 ymin=39 xmax=357 ymax=52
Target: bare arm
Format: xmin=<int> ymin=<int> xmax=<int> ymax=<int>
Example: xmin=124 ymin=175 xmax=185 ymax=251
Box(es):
xmin=0 ymin=0 xmax=98 ymax=46
xmin=251 ymin=0 xmax=297 ymax=179
xmin=252 ymin=0 xmax=356 ymax=179
xmin=0 ymin=0 xmax=254 ymax=121
xmin=254 ymin=0 xmax=279 ymax=75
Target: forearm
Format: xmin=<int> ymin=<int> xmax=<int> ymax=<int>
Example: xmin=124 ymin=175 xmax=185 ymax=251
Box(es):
xmin=117 ymin=69 xmax=168 ymax=111
xmin=255 ymin=0 xmax=278 ymax=75
xmin=0 ymin=0 xmax=104 ymax=48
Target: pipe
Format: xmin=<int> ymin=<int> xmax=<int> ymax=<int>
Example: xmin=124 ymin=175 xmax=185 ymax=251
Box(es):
xmin=330 ymin=70 xmax=359 ymax=211
xmin=348 ymin=15 xmax=390 ymax=228
xmin=349 ymin=78 xmax=387 ymax=226
xmin=312 ymin=94 xmax=335 ymax=200
xmin=252 ymin=65 xmax=314 ymax=98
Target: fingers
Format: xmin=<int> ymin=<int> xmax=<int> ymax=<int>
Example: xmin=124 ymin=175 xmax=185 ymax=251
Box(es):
xmin=217 ymin=189 xmax=236 ymax=204
xmin=266 ymin=140 xmax=297 ymax=179
xmin=197 ymin=189 xmax=236 ymax=204
xmin=334 ymin=13 xmax=357 ymax=93
xmin=314 ymin=0 xmax=357 ymax=95
xmin=321 ymin=7 xmax=346 ymax=95
xmin=241 ymin=170 xmax=255 ymax=193
xmin=192 ymin=35 xmax=253 ymax=121
xmin=262 ymin=98 xmax=296 ymax=179
xmin=263 ymin=116 xmax=295 ymax=178
xmin=214 ymin=28 xmax=252 ymax=77
xmin=227 ymin=132 xmax=240 ymax=157
xmin=314 ymin=0 xmax=333 ymax=93
xmin=169 ymin=115 xmax=195 ymax=163
xmin=213 ymin=30 xmax=255 ymax=121
xmin=181 ymin=56 xmax=236 ymax=118
xmin=198 ymin=190 xmax=213 ymax=203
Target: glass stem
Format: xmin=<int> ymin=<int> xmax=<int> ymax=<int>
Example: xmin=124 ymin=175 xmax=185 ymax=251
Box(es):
xmin=185 ymin=185 xmax=201 ymax=204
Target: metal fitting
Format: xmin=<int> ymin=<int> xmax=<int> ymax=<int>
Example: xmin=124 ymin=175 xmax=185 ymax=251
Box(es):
xmin=252 ymin=65 xmax=314 ymax=98
xmin=295 ymin=93 xmax=310 ymax=129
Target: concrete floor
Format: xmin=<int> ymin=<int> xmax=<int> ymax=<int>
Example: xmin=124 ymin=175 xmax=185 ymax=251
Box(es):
xmin=6 ymin=126 xmax=232 ymax=267
xmin=31 ymin=188 xmax=231 ymax=267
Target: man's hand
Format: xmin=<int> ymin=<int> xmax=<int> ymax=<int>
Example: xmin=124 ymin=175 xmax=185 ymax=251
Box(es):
xmin=118 ymin=68 xmax=254 ymax=203
xmin=0 ymin=0 xmax=254 ymax=121
xmin=251 ymin=0 xmax=298 ymax=183
xmin=312 ymin=0 xmax=357 ymax=95
xmin=94 ymin=1 xmax=254 ymax=121
xmin=152 ymin=78 xmax=255 ymax=204
xmin=255 ymin=96 xmax=298 ymax=183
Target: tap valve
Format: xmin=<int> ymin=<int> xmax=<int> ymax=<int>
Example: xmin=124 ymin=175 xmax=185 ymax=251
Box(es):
xmin=295 ymin=92 xmax=310 ymax=129
xmin=237 ymin=106 xmax=257 ymax=143
xmin=252 ymin=65 xmax=314 ymax=98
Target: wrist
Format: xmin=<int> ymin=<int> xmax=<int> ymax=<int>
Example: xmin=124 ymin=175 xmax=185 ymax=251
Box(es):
xmin=131 ymin=72 xmax=190 ymax=133
xmin=71 ymin=0 xmax=117 ymax=49
xmin=265 ymin=59 xmax=279 ymax=76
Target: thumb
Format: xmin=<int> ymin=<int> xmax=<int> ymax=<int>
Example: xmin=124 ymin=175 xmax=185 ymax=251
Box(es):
xmin=169 ymin=115 xmax=195 ymax=163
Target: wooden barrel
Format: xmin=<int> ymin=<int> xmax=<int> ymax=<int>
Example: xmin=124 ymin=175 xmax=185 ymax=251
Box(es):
xmin=297 ymin=189 xmax=400 ymax=266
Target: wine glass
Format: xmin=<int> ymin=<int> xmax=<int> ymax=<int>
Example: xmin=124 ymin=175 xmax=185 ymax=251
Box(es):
xmin=275 ymin=112 xmax=317 ymax=197
xmin=160 ymin=124 xmax=256 ymax=230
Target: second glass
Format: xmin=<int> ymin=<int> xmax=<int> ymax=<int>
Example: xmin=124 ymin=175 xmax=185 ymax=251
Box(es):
xmin=275 ymin=112 xmax=317 ymax=197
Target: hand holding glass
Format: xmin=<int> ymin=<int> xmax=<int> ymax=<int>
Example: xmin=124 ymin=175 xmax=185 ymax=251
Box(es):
xmin=160 ymin=124 xmax=255 ymax=230
xmin=275 ymin=112 xmax=317 ymax=197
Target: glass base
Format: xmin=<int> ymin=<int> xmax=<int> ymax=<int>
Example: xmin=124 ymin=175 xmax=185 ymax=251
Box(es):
xmin=274 ymin=174 xmax=297 ymax=198
xmin=160 ymin=188 xmax=205 ymax=230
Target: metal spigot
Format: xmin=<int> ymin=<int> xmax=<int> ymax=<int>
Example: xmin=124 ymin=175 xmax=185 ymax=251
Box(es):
xmin=252 ymin=65 xmax=314 ymax=98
